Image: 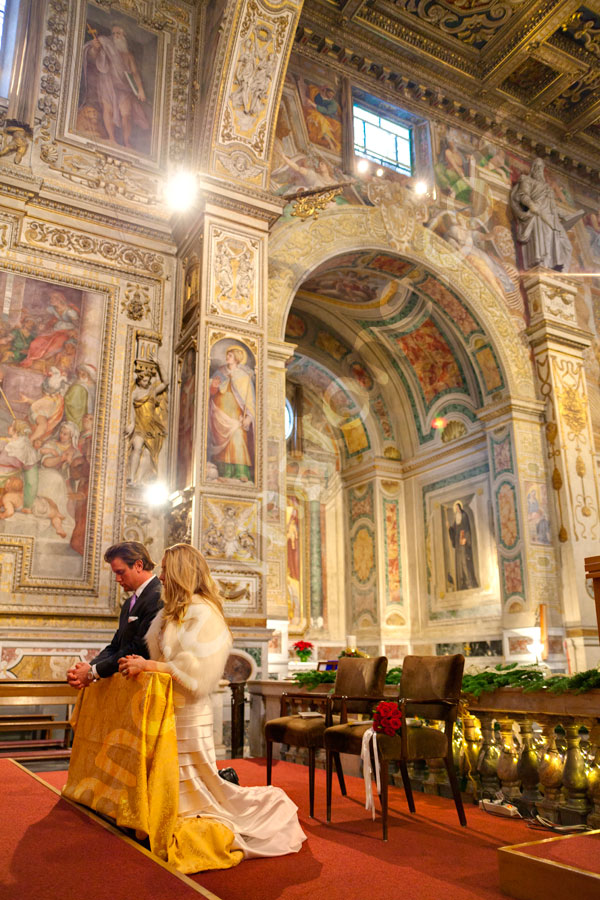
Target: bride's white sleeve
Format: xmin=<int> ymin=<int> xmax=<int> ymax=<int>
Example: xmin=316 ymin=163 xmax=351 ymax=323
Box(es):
xmin=161 ymin=602 xmax=233 ymax=698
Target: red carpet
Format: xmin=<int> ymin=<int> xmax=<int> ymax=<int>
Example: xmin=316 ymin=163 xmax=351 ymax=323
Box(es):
xmin=42 ymin=758 xmax=534 ymax=900
xmin=524 ymin=831 xmax=600 ymax=870
xmin=0 ymin=759 xmax=212 ymax=900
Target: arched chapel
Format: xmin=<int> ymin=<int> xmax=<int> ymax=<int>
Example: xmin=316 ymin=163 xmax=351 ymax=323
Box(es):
xmin=1 ymin=0 xmax=600 ymax=679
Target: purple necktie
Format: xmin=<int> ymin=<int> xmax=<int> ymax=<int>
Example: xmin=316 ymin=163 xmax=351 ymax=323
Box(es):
xmin=129 ymin=593 xmax=137 ymax=612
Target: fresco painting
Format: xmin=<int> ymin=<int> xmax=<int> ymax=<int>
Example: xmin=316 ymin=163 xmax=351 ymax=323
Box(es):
xmin=301 ymin=266 xmax=392 ymax=306
xmin=497 ymin=482 xmax=518 ymax=549
xmin=396 ymin=319 xmax=464 ymax=405
xmin=76 ymin=3 xmax=158 ymax=156
xmin=474 ymin=345 xmax=503 ymax=393
xmin=175 ymin=346 xmax=196 ymax=491
xmin=502 ymin=556 xmax=524 ymax=597
xmin=417 ymin=276 xmax=479 ymax=336
xmin=286 ymin=495 xmax=303 ymax=627
xmin=349 ymin=483 xmax=374 ymax=522
xmin=352 ymin=526 xmax=375 ymax=583
xmin=296 ymin=74 xmax=343 ymax=154
xmin=525 ymin=481 xmax=551 ymax=546
xmin=442 ymin=497 xmax=480 ymax=592
xmin=0 ymin=274 xmax=103 ymax=578
xmin=314 ymin=330 xmax=349 ymax=361
xmin=384 ymin=497 xmax=402 ymax=605
xmin=271 ymin=67 xmax=348 ymax=196
xmin=285 ymin=313 xmax=307 ymax=339
xmin=207 ymin=338 xmax=256 ymax=485
xmin=491 ymin=433 xmax=513 ymax=478
xmin=341 ymin=417 xmax=369 ymax=456
xmin=349 ymin=361 xmax=373 ymax=390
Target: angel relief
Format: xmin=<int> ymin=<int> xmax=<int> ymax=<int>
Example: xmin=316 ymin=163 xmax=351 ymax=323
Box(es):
xmin=202 ymin=499 xmax=257 ymax=562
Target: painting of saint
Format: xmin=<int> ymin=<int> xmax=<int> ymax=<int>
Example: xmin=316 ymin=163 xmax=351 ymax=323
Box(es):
xmin=525 ymin=482 xmax=551 ymax=546
xmin=286 ymin=495 xmax=303 ymax=626
xmin=296 ymin=76 xmax=342 ymax=154
xmin=207 ymin=339 xmax=255 ymax=484
xmin=444 ymin=500 xmax=479 ymax=592
xmin=75 ymin=4 xmax=158 ymax=156
xmin=175 ymin=347 xmax=196 ymax=491
xmin=0 ymin=274 xmax=104 ymax=578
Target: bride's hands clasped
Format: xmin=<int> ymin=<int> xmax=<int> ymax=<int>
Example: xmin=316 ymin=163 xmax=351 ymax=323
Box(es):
xmin=118 ymin=654 xmax=148 ymax=678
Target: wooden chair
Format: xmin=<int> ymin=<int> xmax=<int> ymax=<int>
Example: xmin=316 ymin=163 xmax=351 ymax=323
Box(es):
xmin=324 ymin=654 xmax=466 ymax=839
xmin=265 ymin=656 xmax=388 ymax=816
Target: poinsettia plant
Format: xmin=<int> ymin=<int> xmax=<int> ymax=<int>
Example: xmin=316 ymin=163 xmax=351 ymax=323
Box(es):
xmin=372 ymin=700 xmax=403 ymax=736
xmin=293 ymin=640 xmax=314 ymax=662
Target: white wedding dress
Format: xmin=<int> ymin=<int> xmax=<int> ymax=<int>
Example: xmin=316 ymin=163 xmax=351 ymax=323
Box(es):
xmin=145 ymin=600 xmax=306 ymax=859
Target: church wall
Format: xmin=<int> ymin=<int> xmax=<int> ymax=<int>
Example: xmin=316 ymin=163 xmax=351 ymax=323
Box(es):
xmin=272 ymin=48 xmax=600 ymax=667
xmin=0 ymin=0 xmax=197 ymax=676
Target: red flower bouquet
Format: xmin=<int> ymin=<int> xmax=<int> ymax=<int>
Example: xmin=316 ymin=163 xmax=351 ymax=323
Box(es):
xmin=293 ymin=640 xmax=314 ymax=662
xmin=372 ymin=700 xmax=403 ymax=736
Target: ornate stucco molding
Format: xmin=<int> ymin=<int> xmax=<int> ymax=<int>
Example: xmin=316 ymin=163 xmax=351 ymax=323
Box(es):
xmin=268 ymin=203 xmax=536 ymax=405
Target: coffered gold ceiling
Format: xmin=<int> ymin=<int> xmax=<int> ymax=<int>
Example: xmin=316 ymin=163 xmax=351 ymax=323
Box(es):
xmin=295 ymin=0 xmax=600 ymax=176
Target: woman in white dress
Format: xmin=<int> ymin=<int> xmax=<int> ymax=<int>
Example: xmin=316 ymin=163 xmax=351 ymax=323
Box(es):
xmin=118 ymin=543 xmax=306 ymax=863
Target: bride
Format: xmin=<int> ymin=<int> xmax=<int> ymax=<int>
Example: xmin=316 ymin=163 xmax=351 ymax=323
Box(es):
xmin=118 ymin=542 xmax=306 ymax=866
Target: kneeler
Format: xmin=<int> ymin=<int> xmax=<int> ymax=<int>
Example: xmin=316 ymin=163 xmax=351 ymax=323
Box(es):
xmin=62 ymin=672 xmax=243 ymax=872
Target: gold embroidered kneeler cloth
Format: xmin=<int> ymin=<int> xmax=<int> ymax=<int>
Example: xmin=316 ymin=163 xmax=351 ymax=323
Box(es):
xmin=62 ymin=672 xmax=243 ymax=873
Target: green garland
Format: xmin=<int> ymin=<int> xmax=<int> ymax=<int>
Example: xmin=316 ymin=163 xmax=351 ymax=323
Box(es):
xmin=292 ymin=666 xmax=402 ymax=691
xmin=292 ymin=663 xmax=600 ymax=697
xmin=462 ymin=663 xmax=600 ymax=697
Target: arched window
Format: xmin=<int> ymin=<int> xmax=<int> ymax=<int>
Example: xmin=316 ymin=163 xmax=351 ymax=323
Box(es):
xmin=284 ymin=397 xmax=294 ymax=441
xmin=0 ymin=0 xmax=20 ymax=99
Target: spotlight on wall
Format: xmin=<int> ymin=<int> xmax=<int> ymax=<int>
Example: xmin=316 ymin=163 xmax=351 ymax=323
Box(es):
xmin=432 ymin=416 xmax=447 ymax=431
xmin=165 ymin=171 xmax=198 ymax=212
xmin=357 ymin=159 xmax=370 ymax=174
xmin=414 ymin=180 xmax=428 ymax=196
xmin=530 ymin=632 xmax=544 ymax=665
xmin=376 ymin=167 xmax=384 ymax=177
xmin=144 ymin=481 xmax=170 ymax=507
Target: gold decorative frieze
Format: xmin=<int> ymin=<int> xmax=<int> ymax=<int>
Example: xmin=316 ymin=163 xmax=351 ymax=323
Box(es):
xmin=22 ymin=219 xmax=165 ymax=276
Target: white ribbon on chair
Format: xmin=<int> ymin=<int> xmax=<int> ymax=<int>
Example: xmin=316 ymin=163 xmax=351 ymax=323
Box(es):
xmin=361 ymin=726 xmax=381 ymax=820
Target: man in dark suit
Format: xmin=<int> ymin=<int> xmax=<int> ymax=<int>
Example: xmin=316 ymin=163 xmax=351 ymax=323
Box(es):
xmin=67 ymin=540 xmax=162 ymax=689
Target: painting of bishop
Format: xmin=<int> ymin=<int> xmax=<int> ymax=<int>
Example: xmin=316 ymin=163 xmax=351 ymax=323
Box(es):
xmin=0 ymin=274 xmax=104 ymax=578
xmin=207 ymin=338 xmax=256 ymax=484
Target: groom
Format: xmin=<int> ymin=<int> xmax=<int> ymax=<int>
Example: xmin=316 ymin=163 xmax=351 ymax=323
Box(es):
xmin=67 ymin=540 xmax=163 ymax=688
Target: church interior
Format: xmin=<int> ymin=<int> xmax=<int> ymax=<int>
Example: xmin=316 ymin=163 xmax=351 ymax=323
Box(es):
xmin=2 ymin=0 xmax=600 ymax=897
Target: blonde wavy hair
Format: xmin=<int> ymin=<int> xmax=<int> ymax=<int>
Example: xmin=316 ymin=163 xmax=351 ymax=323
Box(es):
xmin=161 ymin=543 xmax=228 ymax=627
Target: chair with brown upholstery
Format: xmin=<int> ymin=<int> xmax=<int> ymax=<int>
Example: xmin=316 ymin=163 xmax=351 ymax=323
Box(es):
xmin=265 ymin=656 xmax=388 ymax=817
xmin=324 ymin=653 xmax=466 ymax=839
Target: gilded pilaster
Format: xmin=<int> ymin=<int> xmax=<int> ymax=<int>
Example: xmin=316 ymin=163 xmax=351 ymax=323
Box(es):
xmin=526 ymin=269 xmax=600 ymax=669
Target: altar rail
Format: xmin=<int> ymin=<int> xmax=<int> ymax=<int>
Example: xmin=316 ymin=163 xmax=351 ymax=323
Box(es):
xmin=248 ymin=680 xmax=600 ymax=826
